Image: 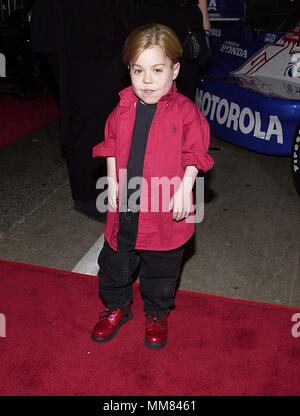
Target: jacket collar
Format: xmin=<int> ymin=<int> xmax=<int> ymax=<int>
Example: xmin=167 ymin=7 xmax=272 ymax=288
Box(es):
xmin=118 ymin=82 xmax=177 ymax=107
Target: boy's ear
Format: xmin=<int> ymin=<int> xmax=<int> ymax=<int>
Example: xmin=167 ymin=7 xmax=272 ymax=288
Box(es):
xmin=172 ymin=62 xmax=180 ymax=80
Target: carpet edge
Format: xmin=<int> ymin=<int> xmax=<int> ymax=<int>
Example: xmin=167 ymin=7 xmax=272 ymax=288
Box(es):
xmin=1 ymin=258 xmax=300 ymax=312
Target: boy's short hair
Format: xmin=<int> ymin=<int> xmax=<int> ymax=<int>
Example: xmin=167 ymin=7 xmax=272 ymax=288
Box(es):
xmin=122 ymin=23 xmax=183 ymax=65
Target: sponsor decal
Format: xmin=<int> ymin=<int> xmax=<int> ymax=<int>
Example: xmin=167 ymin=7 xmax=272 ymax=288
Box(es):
xmin=291 ymin=53 xmax=300 ymax=78
xmin=196 ymin=89 xmax=283 ymax=144
xmin=208 ymin=0 xmax=245 ymax=20
xmin=210 ymin=28 xmax=221 ymax=38
xmin=284 ymin=62 xmax=296 ymax=78
xmin=292 ymin=123 xmax=300 ymax=174
xmin=232 ymin=34 xmax=294 ymax=77
xmin=283 ymin=82 xmax=300 ymax=98
xmin=208 ymin=0 xmax=217 ymax=13
xmin=220 ymin=41 xmax=248 ymax=58
xmin=284 ymin=54 xmax=300 ymax=78
xmin=264 ymin=33 xmax=278 ymax=44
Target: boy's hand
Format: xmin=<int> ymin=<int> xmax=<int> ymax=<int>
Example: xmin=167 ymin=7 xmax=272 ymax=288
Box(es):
xmin=169 ymin=182 xmax=192 ymax=222
xmin=107 ymin=177 xmax=119 ymax=210
xmin=169 ymin=166 xmax=198 ymax=221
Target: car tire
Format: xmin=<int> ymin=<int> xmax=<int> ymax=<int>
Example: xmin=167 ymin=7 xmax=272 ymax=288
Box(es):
xmin=291 ymin=123 xmax=300 ymax=197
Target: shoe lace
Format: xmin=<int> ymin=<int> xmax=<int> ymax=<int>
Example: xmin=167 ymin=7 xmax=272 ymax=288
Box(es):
xmin=147 ymin=316 xmax=166 ymax=328
xmin=99 ymin=306 xmax=119 ymax=319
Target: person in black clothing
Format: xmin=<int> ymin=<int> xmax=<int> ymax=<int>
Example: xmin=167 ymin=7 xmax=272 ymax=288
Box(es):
xmin=30 ymin=0 xmax=135 ymax=221
xmin=133 ymin=0 xmax=211 ymax=101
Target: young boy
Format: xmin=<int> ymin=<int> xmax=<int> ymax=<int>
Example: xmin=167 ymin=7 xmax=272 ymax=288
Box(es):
xmin=91 ymin=23 xmax=214 ymax=349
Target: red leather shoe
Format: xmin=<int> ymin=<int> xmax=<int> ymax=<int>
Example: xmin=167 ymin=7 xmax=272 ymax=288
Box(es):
xmin=91 ymin=304 xmax=133 ymax=343
xmin=144 ymin=315 xmax=168 ymax=349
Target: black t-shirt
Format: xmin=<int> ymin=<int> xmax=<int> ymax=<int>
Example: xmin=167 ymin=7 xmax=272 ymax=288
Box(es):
xmin=120 ymin=99 xmax=157 ymax=212
xmin=117 ymin=99 xmax=157 ymax=250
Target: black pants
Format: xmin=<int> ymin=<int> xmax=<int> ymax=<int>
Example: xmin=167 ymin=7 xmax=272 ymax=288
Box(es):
xmin=98 ymin=239 xmax=185 ymax=317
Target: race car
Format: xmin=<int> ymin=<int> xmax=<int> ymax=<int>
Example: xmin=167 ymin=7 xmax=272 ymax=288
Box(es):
xmin=197 ymin=0 xmax=300 ymax=196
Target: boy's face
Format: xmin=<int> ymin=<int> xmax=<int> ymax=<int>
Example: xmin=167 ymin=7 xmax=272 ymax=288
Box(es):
xmin=129 ymin=45 xmax=180 ymax=105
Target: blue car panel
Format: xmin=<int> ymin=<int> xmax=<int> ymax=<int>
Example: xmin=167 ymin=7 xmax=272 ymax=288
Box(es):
xmin=197 ymin=1 xmax=300 ymax=157
xmin=196 ymin=78 xmax=299 ymax=155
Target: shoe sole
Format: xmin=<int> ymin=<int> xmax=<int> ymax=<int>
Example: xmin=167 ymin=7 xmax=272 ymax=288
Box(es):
xmin=91 ymin=308 xmax=133 ymax=343
xmin=144 ymin=336 xmax=168 ymax=349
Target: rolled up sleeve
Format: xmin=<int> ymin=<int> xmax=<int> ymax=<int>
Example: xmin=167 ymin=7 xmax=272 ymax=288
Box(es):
xmin=93 ymin=109 xmax=117 ymax=158
xmin=182 ymin=103 xmax=214 ymax=172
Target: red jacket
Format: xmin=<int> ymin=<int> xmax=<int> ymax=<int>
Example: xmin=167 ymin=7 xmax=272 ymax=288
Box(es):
xmin=93 ymin=82 xmax=214 ymax=251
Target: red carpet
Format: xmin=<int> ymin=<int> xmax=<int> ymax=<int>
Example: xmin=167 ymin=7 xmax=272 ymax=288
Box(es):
xmin=1 ymin=259 xmax=300 ymax=396
xmin=0 ymin=95 xmax=59 ymax=148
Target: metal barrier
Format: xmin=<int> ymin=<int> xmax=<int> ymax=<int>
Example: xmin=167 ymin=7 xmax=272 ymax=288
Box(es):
xmin=0 ymin=0 xmax=24 ymax=24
